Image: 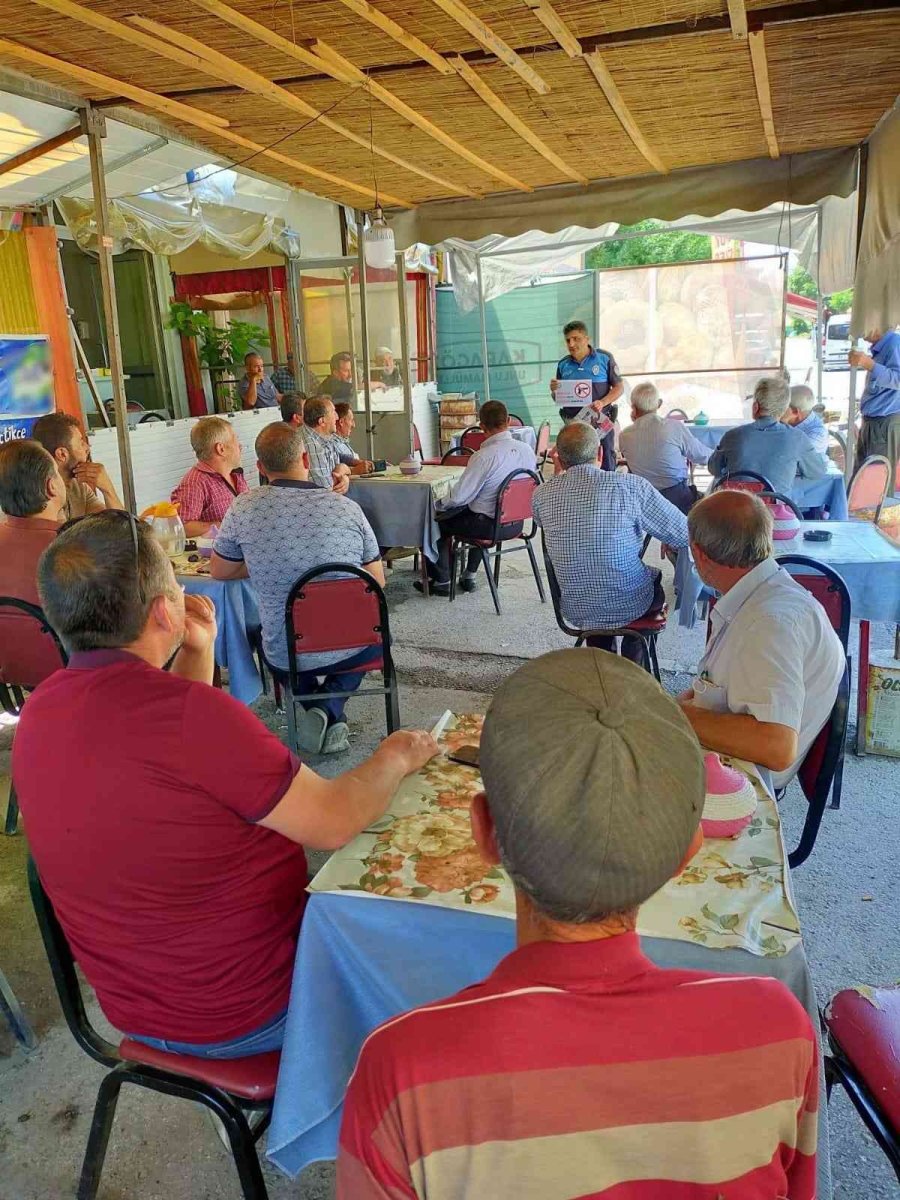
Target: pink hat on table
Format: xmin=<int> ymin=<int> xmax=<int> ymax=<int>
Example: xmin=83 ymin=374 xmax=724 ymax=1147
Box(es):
xmin=701 ymin=752 xmax=757 ymax=838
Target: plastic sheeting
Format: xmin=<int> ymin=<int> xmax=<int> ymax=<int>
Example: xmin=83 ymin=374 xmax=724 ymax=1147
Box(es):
xmin=852 ymin=99 xmax=900 ymax=337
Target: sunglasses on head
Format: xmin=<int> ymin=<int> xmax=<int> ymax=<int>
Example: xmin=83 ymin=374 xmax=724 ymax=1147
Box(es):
xmin=58 ymin=509 xmax=147 ymax=604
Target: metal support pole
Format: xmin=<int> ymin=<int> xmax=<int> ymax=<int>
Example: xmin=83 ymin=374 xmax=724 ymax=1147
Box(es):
xmin=285 ymin=258 xmax=309 ymax=393
xmin=476 ymin=255 xmax=490 ymax=402
xmin=81 ymin=105 xmax=136 ymax=512
xmin=356 ymin=211 xmax=375 ymax=461
xmin=815 ymin=206 xmax=824 ymax=403
xmin=396 ymin=249 xmax=413 ymax=455
xmin=845 ymin=143 xmax=869 ymax=482
xmin=343 ymin=270 xmax=358 ymax=393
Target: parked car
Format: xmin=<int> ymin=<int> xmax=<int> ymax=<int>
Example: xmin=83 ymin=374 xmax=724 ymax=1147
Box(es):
xmin=823 ymin=314 xmax=852 ymax=370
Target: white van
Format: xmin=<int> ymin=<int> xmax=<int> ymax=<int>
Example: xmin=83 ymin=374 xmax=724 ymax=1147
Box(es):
xmin=823 ymin=314 xmax=852 ymax=370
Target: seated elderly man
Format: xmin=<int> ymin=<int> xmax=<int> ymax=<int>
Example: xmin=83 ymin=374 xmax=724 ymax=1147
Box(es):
xmin=338 ymin=650 xmax=819 ymax=1199
xmin=679 ymin=490 xmax=844 ymax=787
xmin=708 ymin=377 xmax=826 ymax=495
xmin=619 ymin=382 xmax=712 ymax=513
xmin=419 ymin=400 xmax=536 ymax=596
xmin=171 ymin=415 xmax=248 ymax=537
xmin=212 ymin=423 xmax=383 ymax=755
xmin=15 ymin=511 xmax=436 ymax=1059
xmin=32 ymin=411 xmax=122 ymax=521
xmin=300 ymin=395 xmax=352 ymax=494
xmin=0 ymin=440 xmax=66 ymax=604
xmin=375 ymin=346 xmax=401 ymax=389
xmin=334 ymin=402 xmax=374 ymax=475
xmin=784 ymin=384 xmax=829 ymax=458
xmin=534 ymin=422 xmax=688 ymax=663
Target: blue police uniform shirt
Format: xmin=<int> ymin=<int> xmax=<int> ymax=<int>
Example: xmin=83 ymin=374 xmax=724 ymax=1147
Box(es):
xmin=555 ymin=346 xmax=621 ymax=406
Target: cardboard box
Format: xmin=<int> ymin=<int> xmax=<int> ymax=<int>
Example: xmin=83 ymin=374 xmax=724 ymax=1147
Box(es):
xmin=865 ymin=658 xmax=900 ymax=756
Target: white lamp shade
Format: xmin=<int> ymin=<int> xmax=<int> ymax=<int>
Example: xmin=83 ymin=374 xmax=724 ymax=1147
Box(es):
xmin=364 ymin=211 xmax=396 ymax=269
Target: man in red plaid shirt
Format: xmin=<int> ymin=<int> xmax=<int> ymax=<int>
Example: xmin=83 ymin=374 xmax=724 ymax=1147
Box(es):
xmin=171 ymin=417 xmax=249 ymax=537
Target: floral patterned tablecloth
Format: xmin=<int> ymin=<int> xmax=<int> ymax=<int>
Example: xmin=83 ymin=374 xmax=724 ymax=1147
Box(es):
xmin=309 ymin=713 xmax=802 ymax=958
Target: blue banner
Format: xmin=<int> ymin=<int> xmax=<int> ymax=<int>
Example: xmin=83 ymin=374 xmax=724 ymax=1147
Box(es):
xmin=0 ymin=335 xmax=54 ymax=441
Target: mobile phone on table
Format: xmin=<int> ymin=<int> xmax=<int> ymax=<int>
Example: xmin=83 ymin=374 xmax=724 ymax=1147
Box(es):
xmin=447 ymin=744 xmax=480 ymax=768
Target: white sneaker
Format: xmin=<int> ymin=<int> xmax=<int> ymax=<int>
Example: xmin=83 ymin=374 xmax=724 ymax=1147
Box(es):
xmin=322 ymin=721 xmax=350 ymax=754
xmin=293 ymin=706 xmax=328 ymax=754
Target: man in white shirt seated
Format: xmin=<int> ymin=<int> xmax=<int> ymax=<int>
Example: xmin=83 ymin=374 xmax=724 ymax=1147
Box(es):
xmin=784 ymin=385 xmax=829 ymax=459
xmin=418 ymin=401 xmax=537 ymax=596
xmin=678 ymin=490 xmax=844 ymax=789
xmin=619 ymin=382 xmax=712 ymax=513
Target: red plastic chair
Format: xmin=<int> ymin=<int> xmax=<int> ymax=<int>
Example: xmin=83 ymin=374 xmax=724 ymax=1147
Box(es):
xmin=448 ymin=470 xmax=546 ymax=616
xmin=281 ymin=564 xmax=398 ymax=750
xmin=824 ymin=985 xmax=900 ymax=1183
xmin=1 ymin=598 xmax=68 ymax=835
xmin=848 ymin=455 xmax=891 ymax=524
xmin=541 ymin=533 xmax=665 ymax=680
xmin=459 ymin=426 xmax=488 ymax=453
xmin=507 ymin=413 xmax=525 ymax=428
xmin=28 ymin=859 xmax=277 ymax=1200
xmin=711 ymin=470 xmax=776 ymax=494
xmin=535 ymin=421 xmax=551 ymax=471
xmin=440 ymin=446 xmax=473 ymax=467
xmin=412 ymin=423 xmax=441 ymax=466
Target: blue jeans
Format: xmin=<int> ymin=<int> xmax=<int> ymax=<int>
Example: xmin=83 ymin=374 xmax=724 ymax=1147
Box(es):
xmin=128 ymin=1007 xmax=287 ymax=1059
xmin=278 ymin=643 xmax=382 ymax=725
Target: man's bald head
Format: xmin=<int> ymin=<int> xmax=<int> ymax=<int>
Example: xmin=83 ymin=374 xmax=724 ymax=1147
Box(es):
xmin=255 ymin=421 xmax=306 ymax=477
xmin=688 ymin=490 xmax=773 ymax=569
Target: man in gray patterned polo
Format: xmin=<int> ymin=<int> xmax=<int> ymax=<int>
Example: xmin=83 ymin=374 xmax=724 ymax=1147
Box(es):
xmin=210 ymin=423 xmax=384 ymax=756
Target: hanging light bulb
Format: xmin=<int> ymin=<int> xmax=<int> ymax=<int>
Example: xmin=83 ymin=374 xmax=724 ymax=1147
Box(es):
xmin=364 ymin=206 xmax=396 ymax=269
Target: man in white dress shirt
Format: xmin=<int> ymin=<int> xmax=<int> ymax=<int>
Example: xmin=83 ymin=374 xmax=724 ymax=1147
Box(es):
xmin=619 ymin=383 xmax=712 ymax=513
xmin=418 ymin=401 xmax=537 ymax=596
xmin=678 ymin=490 xmax=844 ymax=789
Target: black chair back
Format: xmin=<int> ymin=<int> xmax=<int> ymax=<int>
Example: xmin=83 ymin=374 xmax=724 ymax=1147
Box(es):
xmin=711 ymin=470 xmax=776 ymax=493
xmin=788 ymin=660 xmax=850 ymax=868
xmin=758 ymin=490 xmax=804 ymax=521
xmin=777 ymin=555 xmax=852 ymax=651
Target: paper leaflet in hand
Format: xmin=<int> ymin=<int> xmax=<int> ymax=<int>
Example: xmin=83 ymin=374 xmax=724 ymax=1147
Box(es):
xmin=575 ymin=406 xmax=614 ymax=436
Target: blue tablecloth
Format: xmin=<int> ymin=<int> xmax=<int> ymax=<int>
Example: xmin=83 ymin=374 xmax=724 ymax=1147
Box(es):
xmin=791 ymin=471 xmax=848 ymax=519
xmin=266 ymin=893 xmax=829 ymax=1194
xmin=675 ymin=521 xmax=900 ymax=629
xmin=179 ymin=574 xmax=262 ymax=705
xmin=684 ymin=420 xmax=741 ymax=449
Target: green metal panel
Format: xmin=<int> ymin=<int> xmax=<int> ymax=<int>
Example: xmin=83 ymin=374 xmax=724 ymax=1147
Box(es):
xmin=436 ymin=276 xmax=593 ymax=431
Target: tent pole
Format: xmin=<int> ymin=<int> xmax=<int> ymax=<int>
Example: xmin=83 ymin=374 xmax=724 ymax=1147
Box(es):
xmin=356 ymin=211 xmax=375 ymax=462
xmin=476 ymin=254 xmax=490 ymax=402
xmin=81 ymin=105 xmax=136 ymax=513
xmin=396 ymin=249 xmax=413 ymax=455
xmin=845 ymin=143 xmax=868 ymax=482
xmin=286 ymin=258 xmax=309 ymax=393
xmin=815 ymin=206 xmax=824 ymax=403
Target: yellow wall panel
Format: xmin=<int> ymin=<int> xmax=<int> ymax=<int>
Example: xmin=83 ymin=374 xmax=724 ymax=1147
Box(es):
xmin=0 ymin=231 xmax=39 ymax=333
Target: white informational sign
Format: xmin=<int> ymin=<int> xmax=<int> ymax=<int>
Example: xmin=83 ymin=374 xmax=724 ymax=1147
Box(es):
xmin=554 ymin=377 xmax=594 ymax=405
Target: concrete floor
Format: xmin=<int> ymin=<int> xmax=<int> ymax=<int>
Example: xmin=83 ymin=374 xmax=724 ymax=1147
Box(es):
xmin=1 ymin=550 xmax=898 ymax=1199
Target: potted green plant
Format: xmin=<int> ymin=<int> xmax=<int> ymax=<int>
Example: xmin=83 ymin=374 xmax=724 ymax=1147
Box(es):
xmin=166 ymin=301 xmax=271 ymax=411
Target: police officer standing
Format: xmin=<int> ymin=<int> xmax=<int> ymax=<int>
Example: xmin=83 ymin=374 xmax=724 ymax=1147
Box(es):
xmin=550 ymin=320 xmax=623 ymax=470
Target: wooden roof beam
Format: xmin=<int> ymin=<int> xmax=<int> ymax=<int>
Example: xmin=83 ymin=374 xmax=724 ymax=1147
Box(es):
xmin=0 ymin=39 xmax=230 ymax=130
xmin=727 ymin=0 xmax=749 ymax=39
xmin=583 ymin=52 xmax=668 ymax=174
xmin=450 ymin=57 xmax=586 ymax=183
xmin=313 ymin=40 xmax=532 ymax=192
xmin=522 ymin=0 xmax=582 ymax=57
xmin=333 ymin=0 xmax=454 ymax=74
xmin=0 ymin=122 xmax=82 ymax=179
xmin=748 ymin=30 xmax=780 ymax=158
xmin=127 ymin=15 xmax=474 ymax=198
xmin=429 ymin=0 xmax=551 ymax=94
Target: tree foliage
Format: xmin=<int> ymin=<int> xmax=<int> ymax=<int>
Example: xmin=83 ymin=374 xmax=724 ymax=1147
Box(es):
xmin=585 ymin=220 xmax=712 ymax=270
xmin=788 ymin=264 xmax=853 ymax=314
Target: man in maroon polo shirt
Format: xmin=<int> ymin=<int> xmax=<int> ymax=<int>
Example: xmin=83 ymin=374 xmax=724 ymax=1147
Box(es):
xmin=171 ymin=416 xmax=249 ymax=537
xmin=13 ymin=512 xmax=438 ymax=1058
xmin=0 ymin=439 xmax=66 ymax=605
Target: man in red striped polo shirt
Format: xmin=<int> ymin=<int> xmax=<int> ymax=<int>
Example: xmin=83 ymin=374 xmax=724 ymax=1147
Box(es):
xmin=337 ymin=650 xmax=818 ymax=1199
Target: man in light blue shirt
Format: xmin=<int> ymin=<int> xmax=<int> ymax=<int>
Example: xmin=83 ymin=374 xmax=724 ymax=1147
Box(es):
xmin=619 ymin=382 xmax=711 ymax=513
xmin=784 ymin=385 xmax=829 ymax=458
xmin=534 ymin=422 xmax=688 ymax=664
xmin=708 ymin=377 xmax=826 ymax=495
xmin=420 ymin=401 xmax=537 ymax=595
xmin=238 ymin=352 xmax=280 ymax=410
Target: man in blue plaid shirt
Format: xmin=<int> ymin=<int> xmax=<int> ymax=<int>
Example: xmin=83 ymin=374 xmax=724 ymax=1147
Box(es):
xmin=534 ymin=423 xmax=689 ymax=663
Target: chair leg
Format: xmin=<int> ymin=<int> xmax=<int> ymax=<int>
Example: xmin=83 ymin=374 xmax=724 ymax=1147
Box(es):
xmin=480 ymin=548 xmax=502 ymax=615
xmin=216 ymin=1100 xmax=270 ymax=1200
xmin=448 ymin=541 xmax=459 ymax=602
xmin=648 ymin=636 xmax=662 ymax=683
xmin=525 ymin=540 xmax=546 ymax=603
xmin=284 ymin=698 xmax=299 ymax=754
xmin=0 ymin=967 xmax=36 ymax=1050
xmin=272 ymin=677 xmax=283 ymax=713
xmin=385 ymin=676 xmax=400 ymax=734
xmin=4 ymin=781 xmax=19 ymax=836
xmin=493 ymin=547 xmax=502 ymax=586
xmin=78 ymin=1068 xmax=125 ymax=1200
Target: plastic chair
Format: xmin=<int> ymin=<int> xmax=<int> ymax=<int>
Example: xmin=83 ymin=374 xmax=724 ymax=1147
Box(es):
xmin=448 ymin=470 xmax=545 ymax=616
xmin=507 ymin=413 xmax=525 ymax=428
xmin=823 ymin=984 xmax=900 ymax=1184
xmin=757 ymin=490 xmax=804 ymax=521
xmin=541 ymin=533 xmax=665 ymax=681
xmin=440 ymin=446 xmax=473 ymax=467
xmin=459 ymin=426 xmax=488 ymax=453
xmin=535 ymin=421 xmax=551 ymax=471
xmin=711 ymin=470 xmax=776 ymax=494
xmin=666 ymin=408 xmax=689 ymax=421
xmin=847 ymin=455 xmax=891 ymax=524
xmin=27 ymin=858 xmax=278 ymax=1200
xmin=0 ymin=598 xmax=68 ymax=836
xmin=280 ymin=564 xmax=398 ymax=750
xmin=412 ymin=423 xmax=441 ymax=466
xmin=826 ymin=429 xmax=847 ymax=474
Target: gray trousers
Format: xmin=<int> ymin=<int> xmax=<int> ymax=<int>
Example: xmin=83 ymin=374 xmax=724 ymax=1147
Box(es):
xmin=857 ymin=412 xmax=900 ymax=479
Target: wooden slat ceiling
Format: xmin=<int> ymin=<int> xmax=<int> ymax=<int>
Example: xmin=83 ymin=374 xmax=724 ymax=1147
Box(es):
xmin=0 ymin=1 xmax=896 ymax=212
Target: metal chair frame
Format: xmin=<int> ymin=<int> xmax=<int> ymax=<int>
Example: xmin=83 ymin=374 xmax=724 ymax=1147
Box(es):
xmin=541 ymin=533 xmax=663 ymax=681
xmin=281 ymin=564 xmax=399 ymax=747
xmin=27 ymin=858 xmax=274 ymax=1200
xmin=824 ymin=1026 xmax=900 ymax=1183
xmin=459 ymin=425 xmax=488 ymax=453
xmin=757 ymin=490 xmax=805 ymax=520
xmin=448 ymin=470 xmax=546 ymax=616
xmin=0 ymin=598 xmax=67 ymax=836
xmin=665 ymin=408 xmax=689 ymax=421
xmin=711 ymin=470 xmax=777 ymax=493
xmin=535 ymin=421 xmax=552 ymax=472
xmin=847 ymin=454 xmax=892 ymax=524
xmin=440 ymin=446 xmax=473 ymax=466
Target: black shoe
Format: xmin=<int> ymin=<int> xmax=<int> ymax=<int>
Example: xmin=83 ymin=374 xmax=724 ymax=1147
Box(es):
xmin=414 ymin=580 xmax=450 ymax=596
xmin=459 ymin=575 xmax=478 ymax=593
